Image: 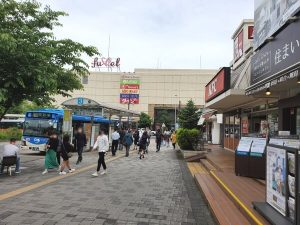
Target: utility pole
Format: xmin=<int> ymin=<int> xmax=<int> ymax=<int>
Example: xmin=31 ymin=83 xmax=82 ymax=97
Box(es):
xmin=174 ymin=94 xmax=178 ymax=130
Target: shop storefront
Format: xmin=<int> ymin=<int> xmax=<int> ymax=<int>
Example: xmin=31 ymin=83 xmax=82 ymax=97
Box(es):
xmin=203 ymin=67 xmax=231 ymax=145
xmin=247 ymin=3 xmax=300 ymax=224
xmin=246 ymin=15 xmax=300 ymax=138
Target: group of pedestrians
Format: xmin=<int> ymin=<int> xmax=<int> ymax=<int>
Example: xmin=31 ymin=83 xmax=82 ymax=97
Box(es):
xmin=1 ymin=126 xmax=177 ymax=177
xmin=42 ymin=130 xmax=75 ymax=175
xmin=155 ymin=129 xmax=177 ymax=152
xmin=111 ymin=128 xmax=133 ymax=157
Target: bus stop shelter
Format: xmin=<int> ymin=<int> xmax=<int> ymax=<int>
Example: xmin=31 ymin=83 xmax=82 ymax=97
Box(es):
xmin=61 ymin=97 xmax=140 ymax=147
xmin=62 ymin=97 xmax=140 ymax=119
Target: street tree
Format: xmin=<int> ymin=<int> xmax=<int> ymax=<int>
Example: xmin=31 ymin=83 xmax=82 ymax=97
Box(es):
xmin=178 ymin=99 xmax=201 ymax=129
xmin=155 ymin=109 xmax=173 ymax=129
xmin=7 ymin=100 xmax=54 ymax=114
xmin=0 ymin=0 xmax=99 ymax=121
xmin=138 ymin=112 xmax=152 ymax=128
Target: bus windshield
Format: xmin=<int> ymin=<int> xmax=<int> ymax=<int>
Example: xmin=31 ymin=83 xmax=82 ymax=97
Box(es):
xmin=23 ymin=118 xmax=57 ymax=137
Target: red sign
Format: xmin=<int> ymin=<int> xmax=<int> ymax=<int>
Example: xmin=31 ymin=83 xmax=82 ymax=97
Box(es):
xmin=120 ymin=84 xmax=139 ymax=89
xmin=120 ymin=96 xmax=139 ymax=104
xmin=234 ymin=29 xmax=243 ymax=61
xmin=205 ymin=67 xmax=230 ymax=102
xmin=248 ymin=26 xmax=254 ymax=39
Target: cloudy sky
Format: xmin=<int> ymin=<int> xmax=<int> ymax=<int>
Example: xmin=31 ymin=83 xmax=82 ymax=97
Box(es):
xmin=43 ymin=0 xmax=254 ymax=71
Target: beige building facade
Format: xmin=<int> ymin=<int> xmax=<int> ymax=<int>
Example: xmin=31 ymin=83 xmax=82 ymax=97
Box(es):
xmin=55 ymin=68 xmax=217 ymax=119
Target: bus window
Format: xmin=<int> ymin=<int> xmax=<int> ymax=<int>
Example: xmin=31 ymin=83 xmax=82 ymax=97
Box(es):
xmin=23 ymin=119 xmax=57 ymax=137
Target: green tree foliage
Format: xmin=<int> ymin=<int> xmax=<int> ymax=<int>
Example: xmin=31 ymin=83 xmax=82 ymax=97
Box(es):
xmin=0 ymin=0 xmax=99 ymax=120
xmin=155 ymin=109 xmax=173 ymax=129
xmin=138 ymin=112 xmax=152 ymax=128
xmin=7 ymin=100 xmax=54 ymax=114
xmin=177 ymin=128 xmax=200 ymax=150
xmin=178 ymin=100 xmax=201 ymax=129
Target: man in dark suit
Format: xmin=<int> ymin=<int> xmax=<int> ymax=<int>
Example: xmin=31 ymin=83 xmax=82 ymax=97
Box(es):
xmin=74 ymin=127 xmax=87 ymax=165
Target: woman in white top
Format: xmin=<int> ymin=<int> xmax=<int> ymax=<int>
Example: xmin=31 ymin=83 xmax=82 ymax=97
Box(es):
xmin=92 ymin=129 xmax=109 ymax=177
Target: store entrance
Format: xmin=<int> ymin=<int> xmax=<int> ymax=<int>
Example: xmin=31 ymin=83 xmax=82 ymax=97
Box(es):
xmin=282 ymin=107 xmax=299 ymax=135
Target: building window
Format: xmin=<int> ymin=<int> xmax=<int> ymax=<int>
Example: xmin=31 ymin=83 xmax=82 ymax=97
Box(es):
xmin=82 ymin=75 xmax=88 ymax=84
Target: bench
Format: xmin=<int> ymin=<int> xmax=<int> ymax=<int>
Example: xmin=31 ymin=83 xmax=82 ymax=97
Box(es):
xmin=1 ymin=156 xmax=17 ymax=176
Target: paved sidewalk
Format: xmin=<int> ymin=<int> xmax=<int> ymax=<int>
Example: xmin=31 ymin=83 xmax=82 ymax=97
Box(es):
xmin=0 ymin=144 xmax=215 ymax=225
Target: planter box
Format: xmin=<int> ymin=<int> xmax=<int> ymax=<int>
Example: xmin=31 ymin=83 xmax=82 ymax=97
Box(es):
xmin=180 ymin=149 xmax=207 ymax=159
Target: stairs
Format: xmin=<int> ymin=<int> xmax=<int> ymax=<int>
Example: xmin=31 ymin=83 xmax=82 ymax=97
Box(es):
xmin=187 ymin=159 xmax=269 ymax=225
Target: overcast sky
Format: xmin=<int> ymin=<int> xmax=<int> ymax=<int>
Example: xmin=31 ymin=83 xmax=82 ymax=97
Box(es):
xmin=43 ymin=0 xmax=254 ymax=71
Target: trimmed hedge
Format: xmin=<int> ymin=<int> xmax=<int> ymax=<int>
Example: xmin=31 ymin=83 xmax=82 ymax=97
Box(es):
xmin=177 ymin=128 xmax=200 ymax=150
xmin=0 ymin=128 xmax=22 ymax=141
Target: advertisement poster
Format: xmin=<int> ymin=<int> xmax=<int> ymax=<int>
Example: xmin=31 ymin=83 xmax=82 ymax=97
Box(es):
xmin=236 ymin=137 xmax=253 ymax=153
xmin=120 ymin=74 xmax=140 ymax=104
xmin=241 ymin=118 xmax=249 ymax=134
xmin=250 ymin=137 xmax=266 ymax=154
xmin=266 ymin=146 xmax=286 ymax=216
xmin=253 ymin=0 xmax=300 ymax=50
xmin=260 ymin=120 xmax=268 ymax=137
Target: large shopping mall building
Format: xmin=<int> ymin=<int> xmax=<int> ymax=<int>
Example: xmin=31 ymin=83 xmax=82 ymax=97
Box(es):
xmin=55 ymin=68 xmax=217 ymax=127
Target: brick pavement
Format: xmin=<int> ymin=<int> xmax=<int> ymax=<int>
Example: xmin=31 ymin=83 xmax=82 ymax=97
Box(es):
xmin=0 ymin=143 xmax=215 ymax=225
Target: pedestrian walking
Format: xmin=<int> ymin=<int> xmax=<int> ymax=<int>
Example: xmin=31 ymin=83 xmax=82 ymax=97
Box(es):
xmin=42 ymin=131 xmax=60 ymax=175
xmin=118 ymin=128 xmax=125 ymax=151
xmin=171 ymin=131 xmax=177 ymax=150
xmin=156 ymin=129 xmax=163 ymax=152
xmin=164 ymin=130 xmax=170 ymax=147
xmin=133 ymin=130 xmax=140 ymax=150
xmin=0 ymin=138 xmax=21 ymax=174
xmin=111 ymin=128 xmax=120 ymax=156
xmin=74 ymin=127 xmax=87 ymax=165
xmin=145 ymin=127 xmax=151 ymax=153
xmin=59 ymin=134 xmax=76 ymax=175
xmin=123 ymin=130 xmax=133 ymax=157
xmin=139 ymin=131 xmax=148 ymax=159
xmin=92 ymin=129 xmax=109 ymax=177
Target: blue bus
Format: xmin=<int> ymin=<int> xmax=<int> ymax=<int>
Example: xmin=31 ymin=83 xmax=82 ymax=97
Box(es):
xmin=21 ymin=109 xmax=110 ymax=152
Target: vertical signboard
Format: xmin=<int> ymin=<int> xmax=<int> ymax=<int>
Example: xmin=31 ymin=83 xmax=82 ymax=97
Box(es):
xmin=248 ymin=25 xmax=254 ymax=39
xmin=234 ymin=30 xmax=244 ymax=61
xmin=120 ymin=74 xmax=140 ymax=104
xmin=63 ymin=109 xmax=72 ymax=135
xmin=266 ymin=145 xmax=286 ymax=216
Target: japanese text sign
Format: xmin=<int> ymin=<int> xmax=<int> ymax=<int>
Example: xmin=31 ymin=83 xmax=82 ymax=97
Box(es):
xmin=250 ymin=20 xmax=300 ymax=87
xmin=120 ymin=74 xmax=140 ymax=104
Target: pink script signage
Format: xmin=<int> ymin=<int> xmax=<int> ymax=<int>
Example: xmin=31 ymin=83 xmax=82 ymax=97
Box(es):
xmin=91 ymin=57 xmax=120 ymax=68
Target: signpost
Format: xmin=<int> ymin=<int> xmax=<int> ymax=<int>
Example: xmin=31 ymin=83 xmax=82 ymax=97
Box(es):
xmin=120 ymin=74 xmax=140 ymax=104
